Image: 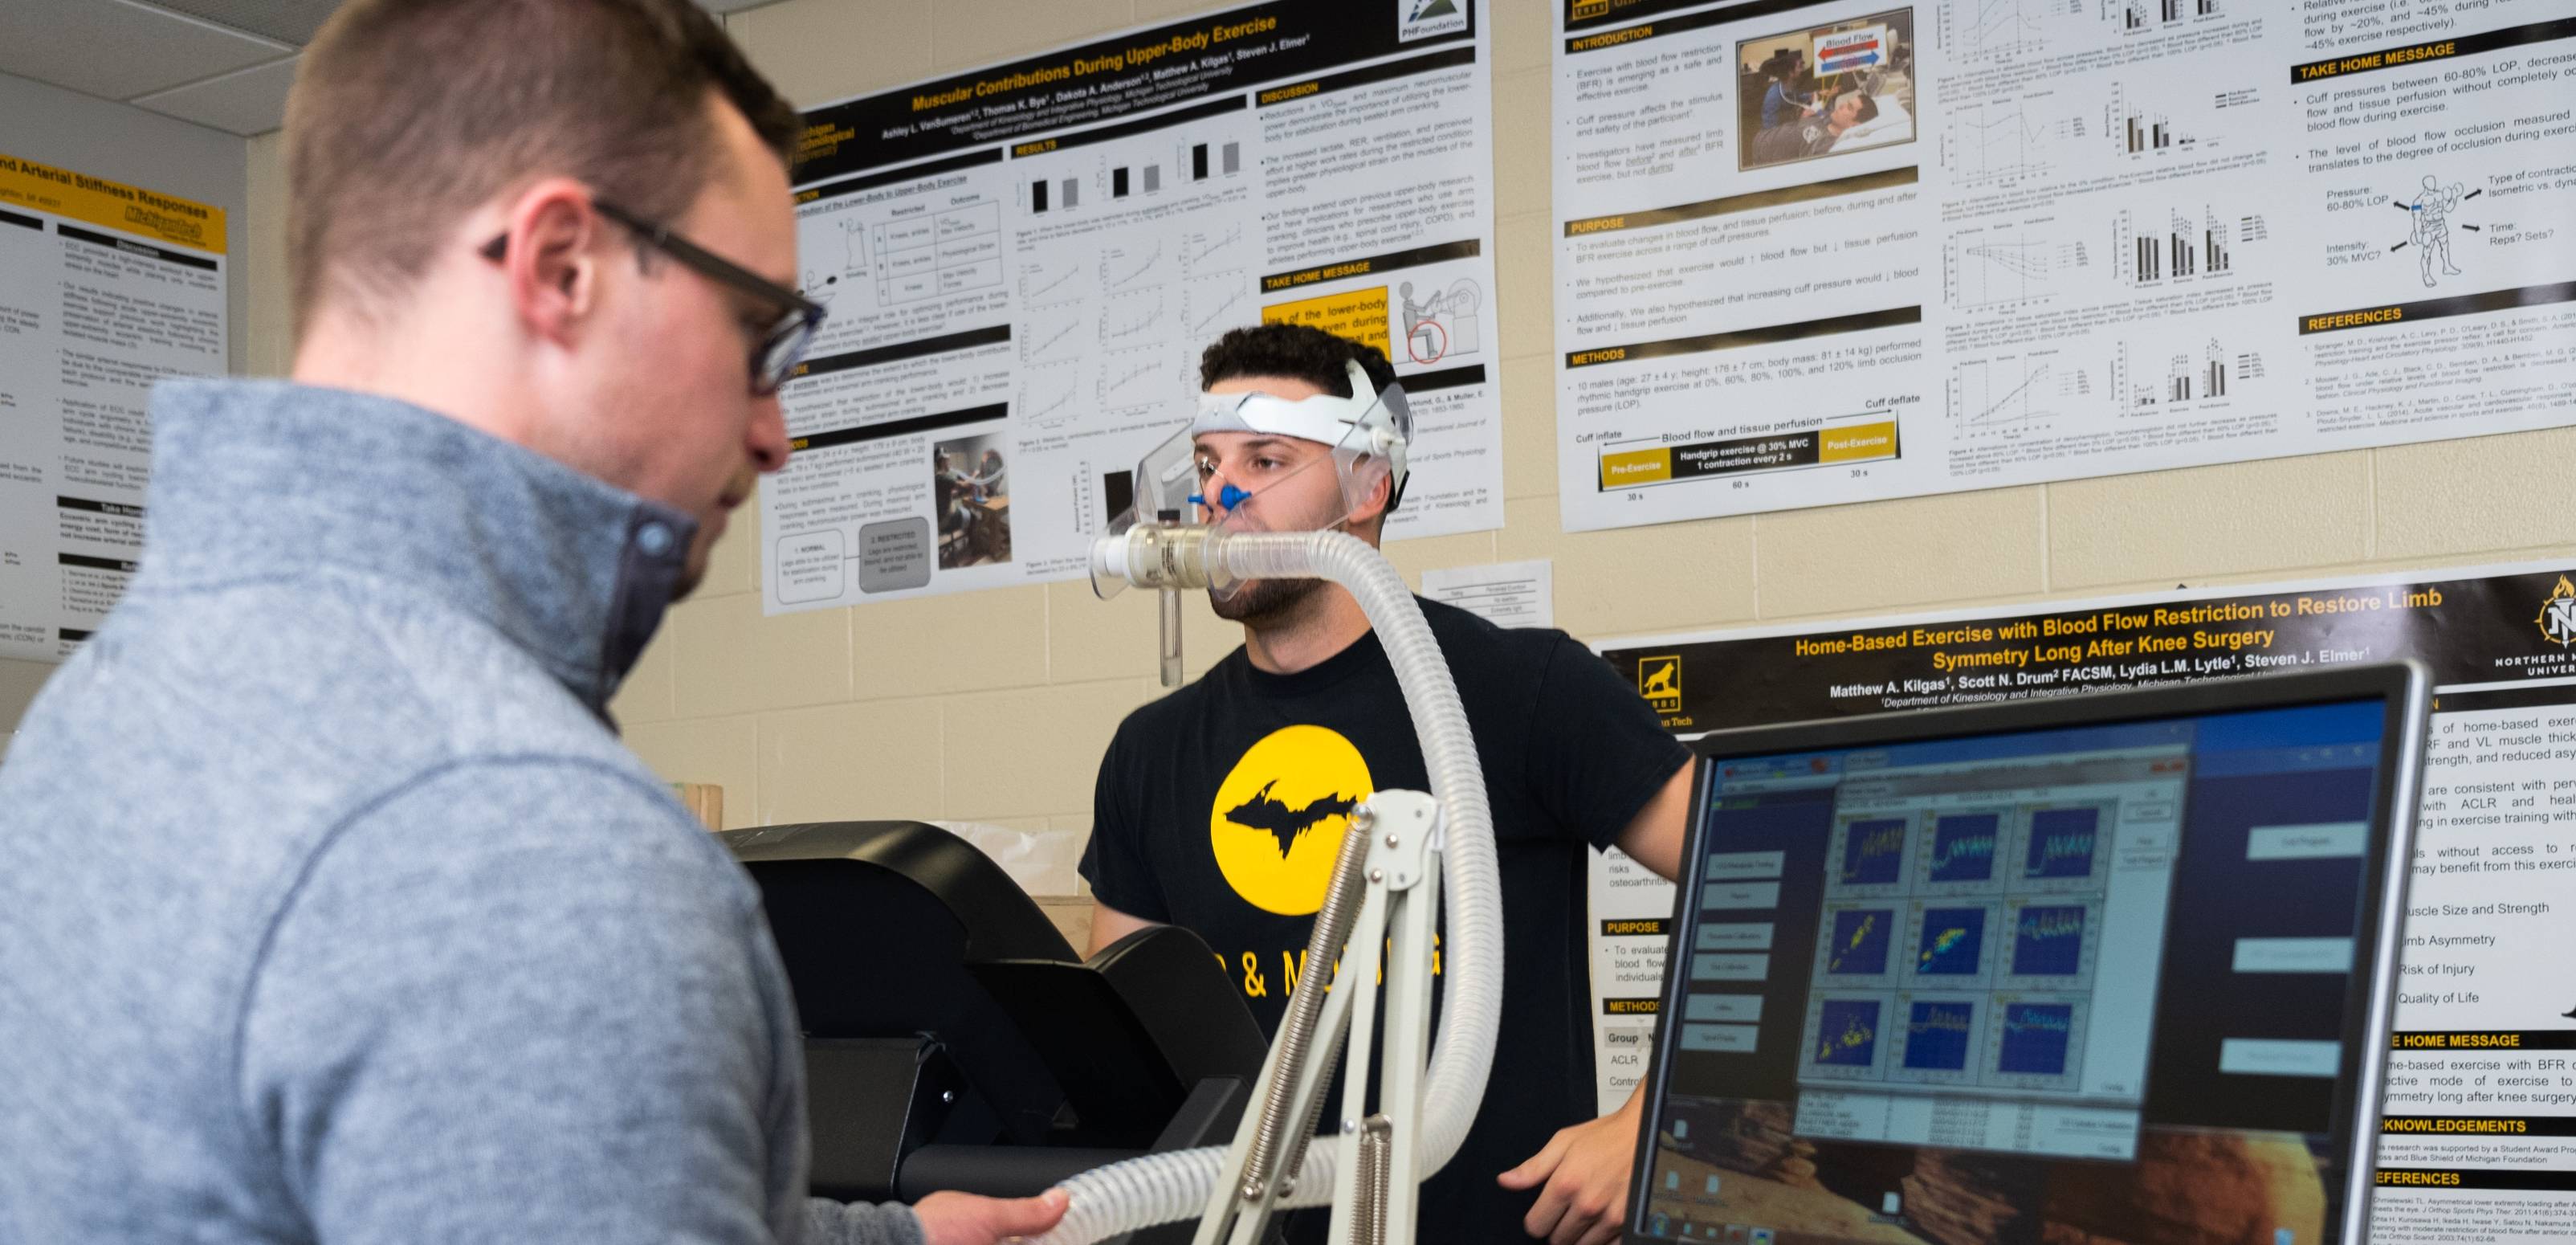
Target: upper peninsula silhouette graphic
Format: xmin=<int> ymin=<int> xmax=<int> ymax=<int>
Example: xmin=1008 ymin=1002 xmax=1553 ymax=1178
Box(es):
xmin=1224 ymin=779 xmax=1359 ymax=859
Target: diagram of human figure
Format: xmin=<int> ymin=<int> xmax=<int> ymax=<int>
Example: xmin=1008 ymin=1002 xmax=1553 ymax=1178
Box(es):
xmin=2399 ymin=175 xmax=2474 ymax=288
xmin=1397 ymin=278 xmax=1482 ymax=365
xmin=799 ymin=219 xmax=866 ymax=298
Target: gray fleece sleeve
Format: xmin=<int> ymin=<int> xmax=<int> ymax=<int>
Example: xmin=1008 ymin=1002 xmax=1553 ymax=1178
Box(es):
xmin=238 ymin=759 xmax=920 ymax=1244
xmin=805 ymin=1198 xmax=924 ymax=1245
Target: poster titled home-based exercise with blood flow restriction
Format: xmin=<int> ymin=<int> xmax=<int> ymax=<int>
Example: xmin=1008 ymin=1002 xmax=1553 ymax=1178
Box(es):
xmin=760 ymin=2 xmax=1503 ymax=612
xmin=1591 ymin=561 xmax=2576 ymax=1241
xmin=1551 ymin=0 xmax=2576 ymax=533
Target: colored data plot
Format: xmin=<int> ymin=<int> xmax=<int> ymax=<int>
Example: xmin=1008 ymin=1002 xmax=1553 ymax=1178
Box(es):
xmin=1942 ymin=98 xmax=2056 ymax=185
xmin=1840 ymin=818 xmax=1909 ymax=887
xmin=1915 ymin=906 xmax=1989 ymax=977
xmin=2011 ymin=904 xmax=2088 ymax=976
xmin=1929 ymin=813 xmax=2003 ymax=884
xmin=2024 ymin=807 xmax=2100 ymax=880
xmin=1824 ymin=908 xmax=1894 ymax=976
xmin=1814 ymin=998 xmax=1883 ymax=1068
xmin=1938 ymin=0 xmax=2069 ymax=60
xmin=1903 ymin=999 xmax=1978 ymax=1071
xmin=1997 ymin=1002 xmax=2076 ymax=1076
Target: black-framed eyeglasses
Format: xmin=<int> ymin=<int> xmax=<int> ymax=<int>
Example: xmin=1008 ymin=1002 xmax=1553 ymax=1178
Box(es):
xmin=479 ymin=198 xmax=825 ymax=396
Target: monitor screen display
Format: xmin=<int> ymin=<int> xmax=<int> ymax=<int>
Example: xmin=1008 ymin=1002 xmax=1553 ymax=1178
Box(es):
xmin=1635 ymin=696 xmax=2403 ymax=1245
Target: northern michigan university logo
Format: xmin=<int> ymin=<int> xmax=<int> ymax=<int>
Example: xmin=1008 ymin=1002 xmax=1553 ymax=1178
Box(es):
xmin=2540 ymin=575 xmax=2576 ymax=648
xmin=1209 ymin=725 xmax=1376 ymax=915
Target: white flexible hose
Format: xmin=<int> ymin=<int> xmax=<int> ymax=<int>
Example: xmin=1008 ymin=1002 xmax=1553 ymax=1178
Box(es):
xmin=1032 ymin=529 xmax=1500 ymax=1245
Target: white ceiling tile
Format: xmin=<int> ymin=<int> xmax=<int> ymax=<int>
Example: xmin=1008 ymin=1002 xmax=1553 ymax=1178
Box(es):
xmin=132 ymin=54 xmax=299 ymax=137
xmin=0 ymin=0 xmax=290 ymax=101
xmin=141 ymin=0 xmax=341 ymax=46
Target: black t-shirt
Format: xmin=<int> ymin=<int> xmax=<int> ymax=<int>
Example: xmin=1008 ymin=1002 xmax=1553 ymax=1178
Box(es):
xmin=1081 ymin=598 xmax=1690 ymax=1243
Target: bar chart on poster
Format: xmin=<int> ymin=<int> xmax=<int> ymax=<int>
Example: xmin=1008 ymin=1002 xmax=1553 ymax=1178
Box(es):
xmin=1550 ymin=0 xmax=2576 ymax=533
xmin=761 ymin=2 xmax=1502 ymax=610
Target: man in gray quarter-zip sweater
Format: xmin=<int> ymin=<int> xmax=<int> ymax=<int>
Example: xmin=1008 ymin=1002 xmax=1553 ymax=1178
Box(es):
xmin=0 ymin=3 xmax=1062 ymax=1244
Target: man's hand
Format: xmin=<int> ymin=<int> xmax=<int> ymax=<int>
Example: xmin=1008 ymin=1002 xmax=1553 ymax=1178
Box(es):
xmin=1497 ymin=1092 xmax=1642 ymax=1245
xmin=914 ymin=1188 xmax=1070 ymax=1245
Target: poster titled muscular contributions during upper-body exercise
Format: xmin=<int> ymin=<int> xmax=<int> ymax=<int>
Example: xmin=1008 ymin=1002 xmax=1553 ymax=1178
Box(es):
xmin=1551 ymin=0 xmax=2576 ymax=532
xmin=760 ymin=2 xmax=1502 ymax=611
xmin=1592 ymin=562 xmax=2576 ymax=1241
xmin=0 ymin=153 xmax=226 ymax=663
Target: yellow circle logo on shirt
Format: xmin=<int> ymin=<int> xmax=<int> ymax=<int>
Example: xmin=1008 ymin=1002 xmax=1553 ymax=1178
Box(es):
xmin=1209 ymin=725 xmax=1376 ymax=916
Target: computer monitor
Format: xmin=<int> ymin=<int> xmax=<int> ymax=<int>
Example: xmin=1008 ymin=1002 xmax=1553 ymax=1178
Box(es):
xmin=1628 ymin=663 xmax=2428 ymax=1245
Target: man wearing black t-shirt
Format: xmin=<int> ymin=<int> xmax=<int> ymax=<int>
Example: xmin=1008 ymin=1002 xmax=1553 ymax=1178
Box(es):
xmin=1079 ymin=323 xmax=1694 ymax=1245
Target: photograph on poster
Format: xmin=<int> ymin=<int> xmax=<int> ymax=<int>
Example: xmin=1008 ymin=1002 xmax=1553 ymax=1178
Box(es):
xmin=934 ymin=434 xmax=1011 ymax=570
xmin=1738 ymin=9 xmax=1916 ymax=171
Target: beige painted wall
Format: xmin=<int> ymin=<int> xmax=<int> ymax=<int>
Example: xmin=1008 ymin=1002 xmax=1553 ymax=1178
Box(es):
xmin=230 ymin=1 xmax=2576 ymax=921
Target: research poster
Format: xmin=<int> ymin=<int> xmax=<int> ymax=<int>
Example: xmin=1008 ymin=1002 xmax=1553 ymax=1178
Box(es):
xmin=0 ymin=153 xmax=226 ymax=663
xmin=1550 ymin=0 xmax=2576 ymax=532
xmin=762 ymin=2 xmax=1503 ymax=612
xmin=1588 ymin=561 xmax=2576 ymax=1239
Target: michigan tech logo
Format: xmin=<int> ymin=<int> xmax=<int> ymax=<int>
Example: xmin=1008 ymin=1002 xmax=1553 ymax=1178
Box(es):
xmin=2539 ymin=575 xmax=2576 ymax=648
xmin=1209 ymin=725 xmax=1376 ymax=915
xmin=1398 ymin=0 xmax=1468 ymax=42
xmin=1638 ymin=654 xmax=1681 ymax=714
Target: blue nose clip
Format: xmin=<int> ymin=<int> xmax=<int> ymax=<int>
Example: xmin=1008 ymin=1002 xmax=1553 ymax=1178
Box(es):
xmin=1188 ymin=484 xmax=1253 ymax=511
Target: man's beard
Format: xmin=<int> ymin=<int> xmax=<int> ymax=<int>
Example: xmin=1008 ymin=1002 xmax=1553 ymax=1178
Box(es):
xmin=1210 ymin=574 xmax=1326 ymax=627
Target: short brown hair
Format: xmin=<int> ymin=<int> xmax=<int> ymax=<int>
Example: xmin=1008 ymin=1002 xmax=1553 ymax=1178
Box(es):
xmin=285 ymin=0 xmax=798 ymax=337
xmin=1197 ymin=322 xmax=1397 ymax=399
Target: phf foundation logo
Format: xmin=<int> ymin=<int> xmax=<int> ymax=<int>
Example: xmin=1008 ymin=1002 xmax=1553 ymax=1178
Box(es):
xmin=1638 ymin=654 xmax=1682 ymax=714
xmin=2538 ymin=575 xmax=2576 ymax=647
xmin=1398 ymin=0 xmax=1468 ymax=42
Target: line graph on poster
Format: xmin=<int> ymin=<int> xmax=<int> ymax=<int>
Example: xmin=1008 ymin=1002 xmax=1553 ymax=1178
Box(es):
xmin=1097 ymin=344 xmax=1181 ymax=412
xmin=1021 ymin=307 xmax=1087 ymax=365
xmin=1183 ymin=224 xmax=1245 ymax=274
xmin=1947 ymin=352 xmax=2088 ymax=439
xmin=1018 ymin=255 xmax=1092 ymax=306
xmin=1100 ymin=239 xmax=1169 ymax=294
xmin=1098 ymin=288 xmax=1171 ymax=347
xmin=1941 ymin=98 xmax=2069 ymax=186
xmin=1943 ymin=222 xmax=2088 ymax=312
xmin=1186 ymin=273 xmax=1252 ymax=339
xmin=1937 ymin=0 xmax=2077 ymax=60
xmin=1019 ymin=362 xmax=1081 ymax=431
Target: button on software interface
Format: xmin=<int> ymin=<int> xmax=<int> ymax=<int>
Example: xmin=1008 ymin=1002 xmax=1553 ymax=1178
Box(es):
xmin=1639 ymin=700 xmax=2391 ymax=1245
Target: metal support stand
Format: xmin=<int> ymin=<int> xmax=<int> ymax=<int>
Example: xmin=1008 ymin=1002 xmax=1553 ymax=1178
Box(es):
xmin=1191 ymin=791 xmax=1445 ymax=1245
